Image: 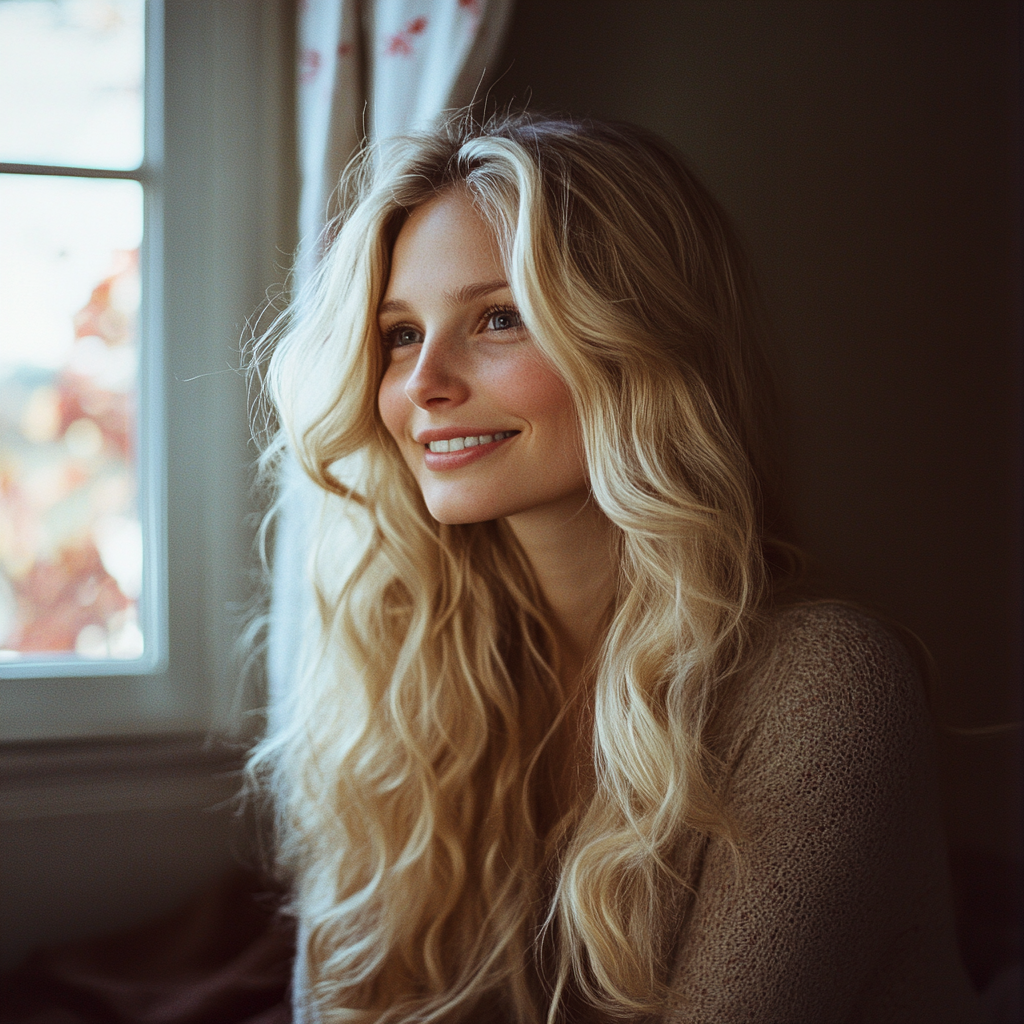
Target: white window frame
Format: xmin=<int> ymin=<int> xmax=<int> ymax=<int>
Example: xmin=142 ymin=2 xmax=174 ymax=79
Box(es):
xmin=0 ymin=0 xmax=294 ymax=743
xmin=0 ymin=0 xmax=166 ymax=684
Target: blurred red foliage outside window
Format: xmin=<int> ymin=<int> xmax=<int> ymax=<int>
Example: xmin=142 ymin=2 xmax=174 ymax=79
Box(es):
xmin=0 ymin=251 xmax=143 ymax=658
xmin=0 ymin=0 xmax=146 ymax=665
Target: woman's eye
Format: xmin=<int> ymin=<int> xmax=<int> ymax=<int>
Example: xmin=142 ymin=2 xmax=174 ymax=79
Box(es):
xmin=388 ymin=326 xmax=422 ymax=348
xmin=486 ymin=309 xmax=522 ymax=332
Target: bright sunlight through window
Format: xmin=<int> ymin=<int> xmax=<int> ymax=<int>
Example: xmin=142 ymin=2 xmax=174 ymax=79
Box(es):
xmin=0 ymin=0 xmax=153 ymax=671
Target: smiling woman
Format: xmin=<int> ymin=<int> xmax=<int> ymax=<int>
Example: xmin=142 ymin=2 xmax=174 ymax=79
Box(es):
xmin=248 ymin=112 xmax=985 ymax=1023
xmin=377 ymin=192 xmax=589 ymax=529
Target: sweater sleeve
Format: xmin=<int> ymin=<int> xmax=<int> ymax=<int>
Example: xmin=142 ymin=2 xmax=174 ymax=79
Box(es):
xmin=662 ymin=604 xmax=982 ymax=1024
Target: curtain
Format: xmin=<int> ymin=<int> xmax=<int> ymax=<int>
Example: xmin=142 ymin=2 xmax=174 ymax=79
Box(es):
xmin=268 ymin=0 xmax=515 ymax=724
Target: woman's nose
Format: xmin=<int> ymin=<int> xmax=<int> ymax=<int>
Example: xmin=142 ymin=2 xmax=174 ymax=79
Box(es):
xmin=403 ymin=336 xmax=470 ymax=409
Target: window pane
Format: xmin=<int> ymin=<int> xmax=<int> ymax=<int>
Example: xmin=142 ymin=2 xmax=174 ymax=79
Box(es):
xmin=0 ymin=0 xmax=144 ymax=170
xmin=0 ymin=174 xmax=145 ymax=661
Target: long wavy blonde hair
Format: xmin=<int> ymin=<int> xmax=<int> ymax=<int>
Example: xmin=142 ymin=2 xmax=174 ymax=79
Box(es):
xmin=248 ymin=112 xmax=797 ymax=1023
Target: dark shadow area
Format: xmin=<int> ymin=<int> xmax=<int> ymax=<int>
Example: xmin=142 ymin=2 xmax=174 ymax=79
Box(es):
xmin=0 ymin=869 xmax=293 ymax=1024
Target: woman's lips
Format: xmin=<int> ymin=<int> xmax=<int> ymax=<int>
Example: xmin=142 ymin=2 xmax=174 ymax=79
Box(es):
xmin=420 ymin=431 xmax=518 ymax=469
xmin=424 ymin=430 xmax=516 ymax=452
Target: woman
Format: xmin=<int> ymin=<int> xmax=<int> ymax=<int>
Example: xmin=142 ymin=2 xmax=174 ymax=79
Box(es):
xmin=249 ymin=113 xmax=984 ymax=1022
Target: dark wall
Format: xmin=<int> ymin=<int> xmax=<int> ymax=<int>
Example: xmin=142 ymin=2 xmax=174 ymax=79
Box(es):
xmin=492 ymin=0 xmax=1020 ymax=860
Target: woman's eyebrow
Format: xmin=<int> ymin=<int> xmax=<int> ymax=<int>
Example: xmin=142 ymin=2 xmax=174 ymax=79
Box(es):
xmin=378 ymin=280 xmax=509 ymax=318
xmin=445 ymin=279 xmax=509 ymax=305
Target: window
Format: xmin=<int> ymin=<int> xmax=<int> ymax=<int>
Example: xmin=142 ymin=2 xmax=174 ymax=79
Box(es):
xmin=0 ymin=0 xmax=159 ymax=678
xmin=0 ymin=1 xmax=295 ymax=742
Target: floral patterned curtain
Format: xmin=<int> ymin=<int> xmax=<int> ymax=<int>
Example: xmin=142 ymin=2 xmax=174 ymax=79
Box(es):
xmin=269 ymin=0 xmax=515 ymax=722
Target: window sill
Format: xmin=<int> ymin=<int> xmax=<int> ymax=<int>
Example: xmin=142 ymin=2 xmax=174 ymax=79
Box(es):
xmin=0 ymin=734 xmax=244 ymax=821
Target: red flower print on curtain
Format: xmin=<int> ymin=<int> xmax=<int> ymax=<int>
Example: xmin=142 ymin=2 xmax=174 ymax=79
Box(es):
xmin=385 ymin=16 xmax=428 ymax=57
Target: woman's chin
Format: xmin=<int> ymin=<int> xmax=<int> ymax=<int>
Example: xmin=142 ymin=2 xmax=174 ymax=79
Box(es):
xmin=426 ymin=505 xmax=501 ymax=526
xmin=419 ymin=486 xmax=518 ymax=525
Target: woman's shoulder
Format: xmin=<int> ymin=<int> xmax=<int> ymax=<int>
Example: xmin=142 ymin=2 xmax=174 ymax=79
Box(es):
xmin=753 ymin=600 xmax=924 ymax=718
xmin=766 ymin=599 xmax=919 ymax=685
xmin=725 ymin=601 xmax=934 ymax=799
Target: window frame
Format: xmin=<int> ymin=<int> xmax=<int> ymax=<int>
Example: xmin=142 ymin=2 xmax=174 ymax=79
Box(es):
xmin=0 ymin=0 xmax=166 ymax=683
xmin=0 ymin=0 xmax=295 ymax=743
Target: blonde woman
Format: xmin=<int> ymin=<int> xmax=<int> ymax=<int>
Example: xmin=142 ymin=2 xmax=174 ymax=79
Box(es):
xmin=249 ymin=113 xmax=984 ymax=1023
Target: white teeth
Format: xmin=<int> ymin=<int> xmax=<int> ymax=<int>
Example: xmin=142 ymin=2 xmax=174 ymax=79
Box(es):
xmin=427 ymin=431 xmax=513 ymax=453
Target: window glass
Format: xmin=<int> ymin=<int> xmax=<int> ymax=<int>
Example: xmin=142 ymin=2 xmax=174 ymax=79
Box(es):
xmin=0 ymin=175 xmax=144 ymax=661
xmin=0 ymin=0 xmax=149 ymax=669
xmin=0 ymin=0 xmax=144 ymax=169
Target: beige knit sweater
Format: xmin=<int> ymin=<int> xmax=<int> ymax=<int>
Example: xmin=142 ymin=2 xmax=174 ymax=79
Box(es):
xmin=661 ymin=603 xmax=986 ymax=1023
xmin=294 ymin=604 xmax=986 ymax=1022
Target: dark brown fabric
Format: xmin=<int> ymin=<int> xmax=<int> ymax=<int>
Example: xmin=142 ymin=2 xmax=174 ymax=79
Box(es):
xmin=0 ymin=867 xmax=294 ymax=1024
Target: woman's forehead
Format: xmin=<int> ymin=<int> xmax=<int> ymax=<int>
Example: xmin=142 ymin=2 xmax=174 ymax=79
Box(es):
xmin=382 ymin=192 xmax=507 ymax=308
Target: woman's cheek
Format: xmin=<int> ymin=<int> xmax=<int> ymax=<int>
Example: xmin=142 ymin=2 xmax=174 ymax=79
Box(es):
xmin=377 ymin=365 xmax=409 ymax=446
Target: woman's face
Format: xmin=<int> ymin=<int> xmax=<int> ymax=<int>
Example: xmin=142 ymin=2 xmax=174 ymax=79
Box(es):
xmin=377 ymin=190 xmax=589 ymax=526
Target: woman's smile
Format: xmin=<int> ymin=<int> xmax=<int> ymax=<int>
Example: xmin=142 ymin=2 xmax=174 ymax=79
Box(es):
xmin=419 ymin=429 xmax=519 ymax=469
xmin=419 ymin=429 xmax=518 ymax=452
xmin=376 ymin=190 xmax=589 ymax=526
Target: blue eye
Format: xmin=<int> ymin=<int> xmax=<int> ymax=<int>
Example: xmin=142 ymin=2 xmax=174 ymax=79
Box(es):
xmin=389 ymin=326 xmax=422 ymax=348
xmin=487 ymin=309 xmax=522 ymax=331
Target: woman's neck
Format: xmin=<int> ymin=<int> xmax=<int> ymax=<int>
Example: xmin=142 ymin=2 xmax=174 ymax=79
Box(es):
xmin=505 ymin=494 xmax=615 ymax=838
xmin=505 ymin=493 xmax=618 ymax=676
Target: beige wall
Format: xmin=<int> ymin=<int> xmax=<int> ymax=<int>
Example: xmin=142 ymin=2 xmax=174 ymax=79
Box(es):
xmin=493 ymin=0 xmax=1020 ymax=860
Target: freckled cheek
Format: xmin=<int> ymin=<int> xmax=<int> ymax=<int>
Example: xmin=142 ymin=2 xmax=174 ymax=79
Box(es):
xmin=377 ymin=370 xmax=411 ymax=449
xmin=498 ymin=355 xmax=580 ymax=445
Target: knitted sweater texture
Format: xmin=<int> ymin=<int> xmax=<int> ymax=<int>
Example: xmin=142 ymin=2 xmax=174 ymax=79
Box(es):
xmin=662 ymin=603 xmax=984 ymax=1023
